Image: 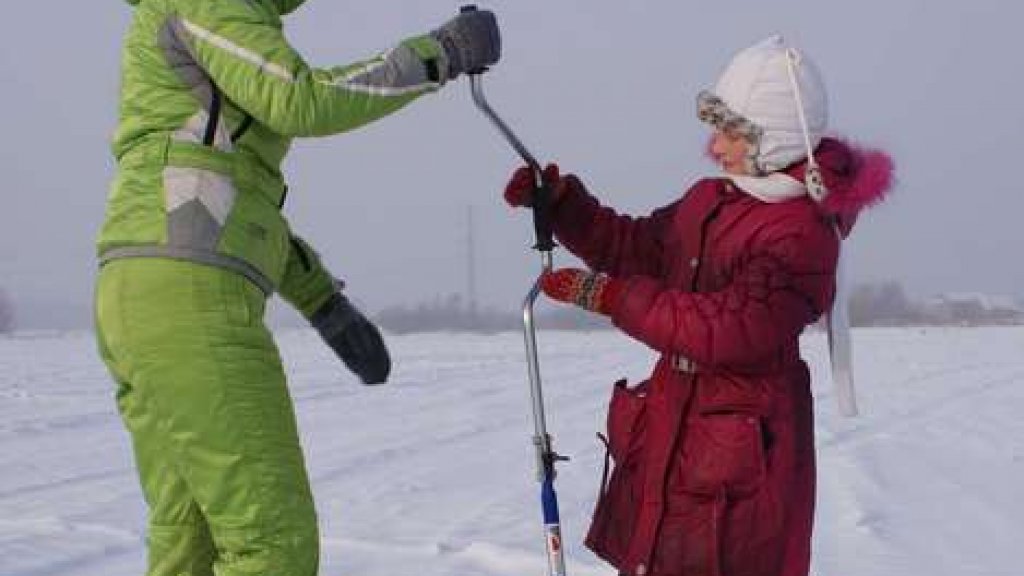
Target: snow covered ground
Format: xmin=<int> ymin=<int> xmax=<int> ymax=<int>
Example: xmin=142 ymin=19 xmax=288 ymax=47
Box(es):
xmin=1 ymin=327 xmax=1022 ymax=576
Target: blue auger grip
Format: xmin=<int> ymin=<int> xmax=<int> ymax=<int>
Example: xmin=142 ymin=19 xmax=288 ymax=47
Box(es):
xmin=541 ymin=476 xmax=561 ymax=524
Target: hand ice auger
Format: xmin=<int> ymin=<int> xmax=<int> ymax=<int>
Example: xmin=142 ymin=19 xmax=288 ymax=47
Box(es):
xmin=461 ymin=6 xmax=568 ymax=576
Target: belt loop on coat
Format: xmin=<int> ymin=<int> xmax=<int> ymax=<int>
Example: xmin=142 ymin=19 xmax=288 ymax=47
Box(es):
xmin=672 ymin=354 xmax=699 ymax=373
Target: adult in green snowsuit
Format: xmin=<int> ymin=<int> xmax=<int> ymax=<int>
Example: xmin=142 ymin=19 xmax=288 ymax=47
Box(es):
xmin=94 ymin=1 xmax=500 ymax=574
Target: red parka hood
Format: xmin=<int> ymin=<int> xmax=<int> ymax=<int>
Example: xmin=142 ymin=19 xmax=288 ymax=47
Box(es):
xmin=785 ymin=137 xmax=895 ymax=236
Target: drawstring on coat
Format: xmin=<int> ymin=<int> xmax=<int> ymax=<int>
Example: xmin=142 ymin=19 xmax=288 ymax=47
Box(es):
xmin=784 ymin=47 xmax=858 ymax=417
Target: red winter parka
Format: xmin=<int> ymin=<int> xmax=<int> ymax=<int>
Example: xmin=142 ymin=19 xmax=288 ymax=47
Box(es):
xmin=548 ymin=138 xmax=891 ymax=576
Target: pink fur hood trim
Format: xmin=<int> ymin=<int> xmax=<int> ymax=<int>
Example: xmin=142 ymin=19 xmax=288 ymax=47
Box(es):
xmin=789 ymin=137 xmax=894 ymax=213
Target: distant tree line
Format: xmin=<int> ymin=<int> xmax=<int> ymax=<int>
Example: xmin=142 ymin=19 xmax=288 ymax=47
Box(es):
xmin=849 ymin=281 xmax=1023 ymax=326
xmin=848 ymin=281 xmax=920 ymax=326
xmin=373 ymin=293 xmax=610 ymax=334
xmin=372 ymin=282 xmax=1023 ymax=334
xmin=0 ymin=288 xmax=13 ymax=334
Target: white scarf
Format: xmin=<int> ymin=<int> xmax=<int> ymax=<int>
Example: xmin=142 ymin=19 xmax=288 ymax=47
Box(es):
xmin=725 ymin=172 xmax=807 ymax=203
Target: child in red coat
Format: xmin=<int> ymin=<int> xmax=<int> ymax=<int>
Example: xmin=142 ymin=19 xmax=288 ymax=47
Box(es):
xmin=504 ymin=36 xmax=893 ymax=576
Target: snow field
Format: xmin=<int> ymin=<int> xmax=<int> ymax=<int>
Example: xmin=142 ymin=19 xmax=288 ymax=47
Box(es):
xmin=1 ymin=327 xmax=1022 ymax=575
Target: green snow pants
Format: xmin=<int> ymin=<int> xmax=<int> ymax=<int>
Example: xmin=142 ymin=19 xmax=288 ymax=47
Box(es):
xmin=95 ymin=258 xmax=319 ymax=576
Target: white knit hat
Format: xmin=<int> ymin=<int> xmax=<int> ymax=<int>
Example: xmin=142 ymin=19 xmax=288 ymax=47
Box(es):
xmin=698 ymin=35 xmax=829 ymax=178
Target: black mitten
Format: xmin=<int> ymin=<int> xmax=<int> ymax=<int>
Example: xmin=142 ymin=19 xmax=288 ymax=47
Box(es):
xmin=310 ymin=293 xmax=391 ymax=385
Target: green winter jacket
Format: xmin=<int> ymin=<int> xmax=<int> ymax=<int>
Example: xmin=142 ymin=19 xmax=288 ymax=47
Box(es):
xmin=100 ymin=0 xmax=446 ymax=314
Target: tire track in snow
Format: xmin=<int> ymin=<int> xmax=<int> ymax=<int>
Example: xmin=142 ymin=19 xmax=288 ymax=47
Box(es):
xmin=818 ymin=365 xmax=1024 ymax=450
xmin=320 ymin=534 xmax=613 ymax=576
xmin=292 ymin=332 xmax=637 ymax=575
xmin=0 ymin=518 xmax=140 ymax=576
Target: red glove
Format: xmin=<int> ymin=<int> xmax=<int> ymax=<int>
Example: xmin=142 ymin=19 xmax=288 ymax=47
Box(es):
xmin=540 ymin=268 xmax=624 ymax=316
xmin=504 ymin=163 xmax=564 ymax=208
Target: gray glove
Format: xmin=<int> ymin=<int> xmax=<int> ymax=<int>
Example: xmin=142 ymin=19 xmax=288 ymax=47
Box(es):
xmin=431 ymin=9 xmax=501 ymax=80
xmin=310 ymin=293 xmax=391 ymax=385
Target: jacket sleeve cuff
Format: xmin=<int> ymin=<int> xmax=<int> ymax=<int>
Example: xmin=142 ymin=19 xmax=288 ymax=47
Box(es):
xmin=400 ymin=34 xmax=448 ymax=85
xmin=548 ymin=176 xmax=595 ymax=239
xmin=299 ymin=282 xmax=337 ymax=320
xmin=277 ymin=237 xmax=340 ymax=319
xmin=596 ymin=276 xmax=627 ymax=316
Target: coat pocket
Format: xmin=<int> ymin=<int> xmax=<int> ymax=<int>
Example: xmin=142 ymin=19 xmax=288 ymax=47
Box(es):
xmin=607 ymin=378 xmax=649 ymax=463
xmin=585 ymin=379 xmax=650 ymax=569
xmin=675 ymin=409 xmax=767 ymax=498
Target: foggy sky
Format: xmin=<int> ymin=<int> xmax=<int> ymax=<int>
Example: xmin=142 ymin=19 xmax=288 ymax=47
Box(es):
xmin=2 ymin=0 xmax=1021 ymax=329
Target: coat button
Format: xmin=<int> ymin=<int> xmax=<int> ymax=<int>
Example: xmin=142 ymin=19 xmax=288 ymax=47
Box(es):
xmin=689 ymin=257 xmax=699 ymax=269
